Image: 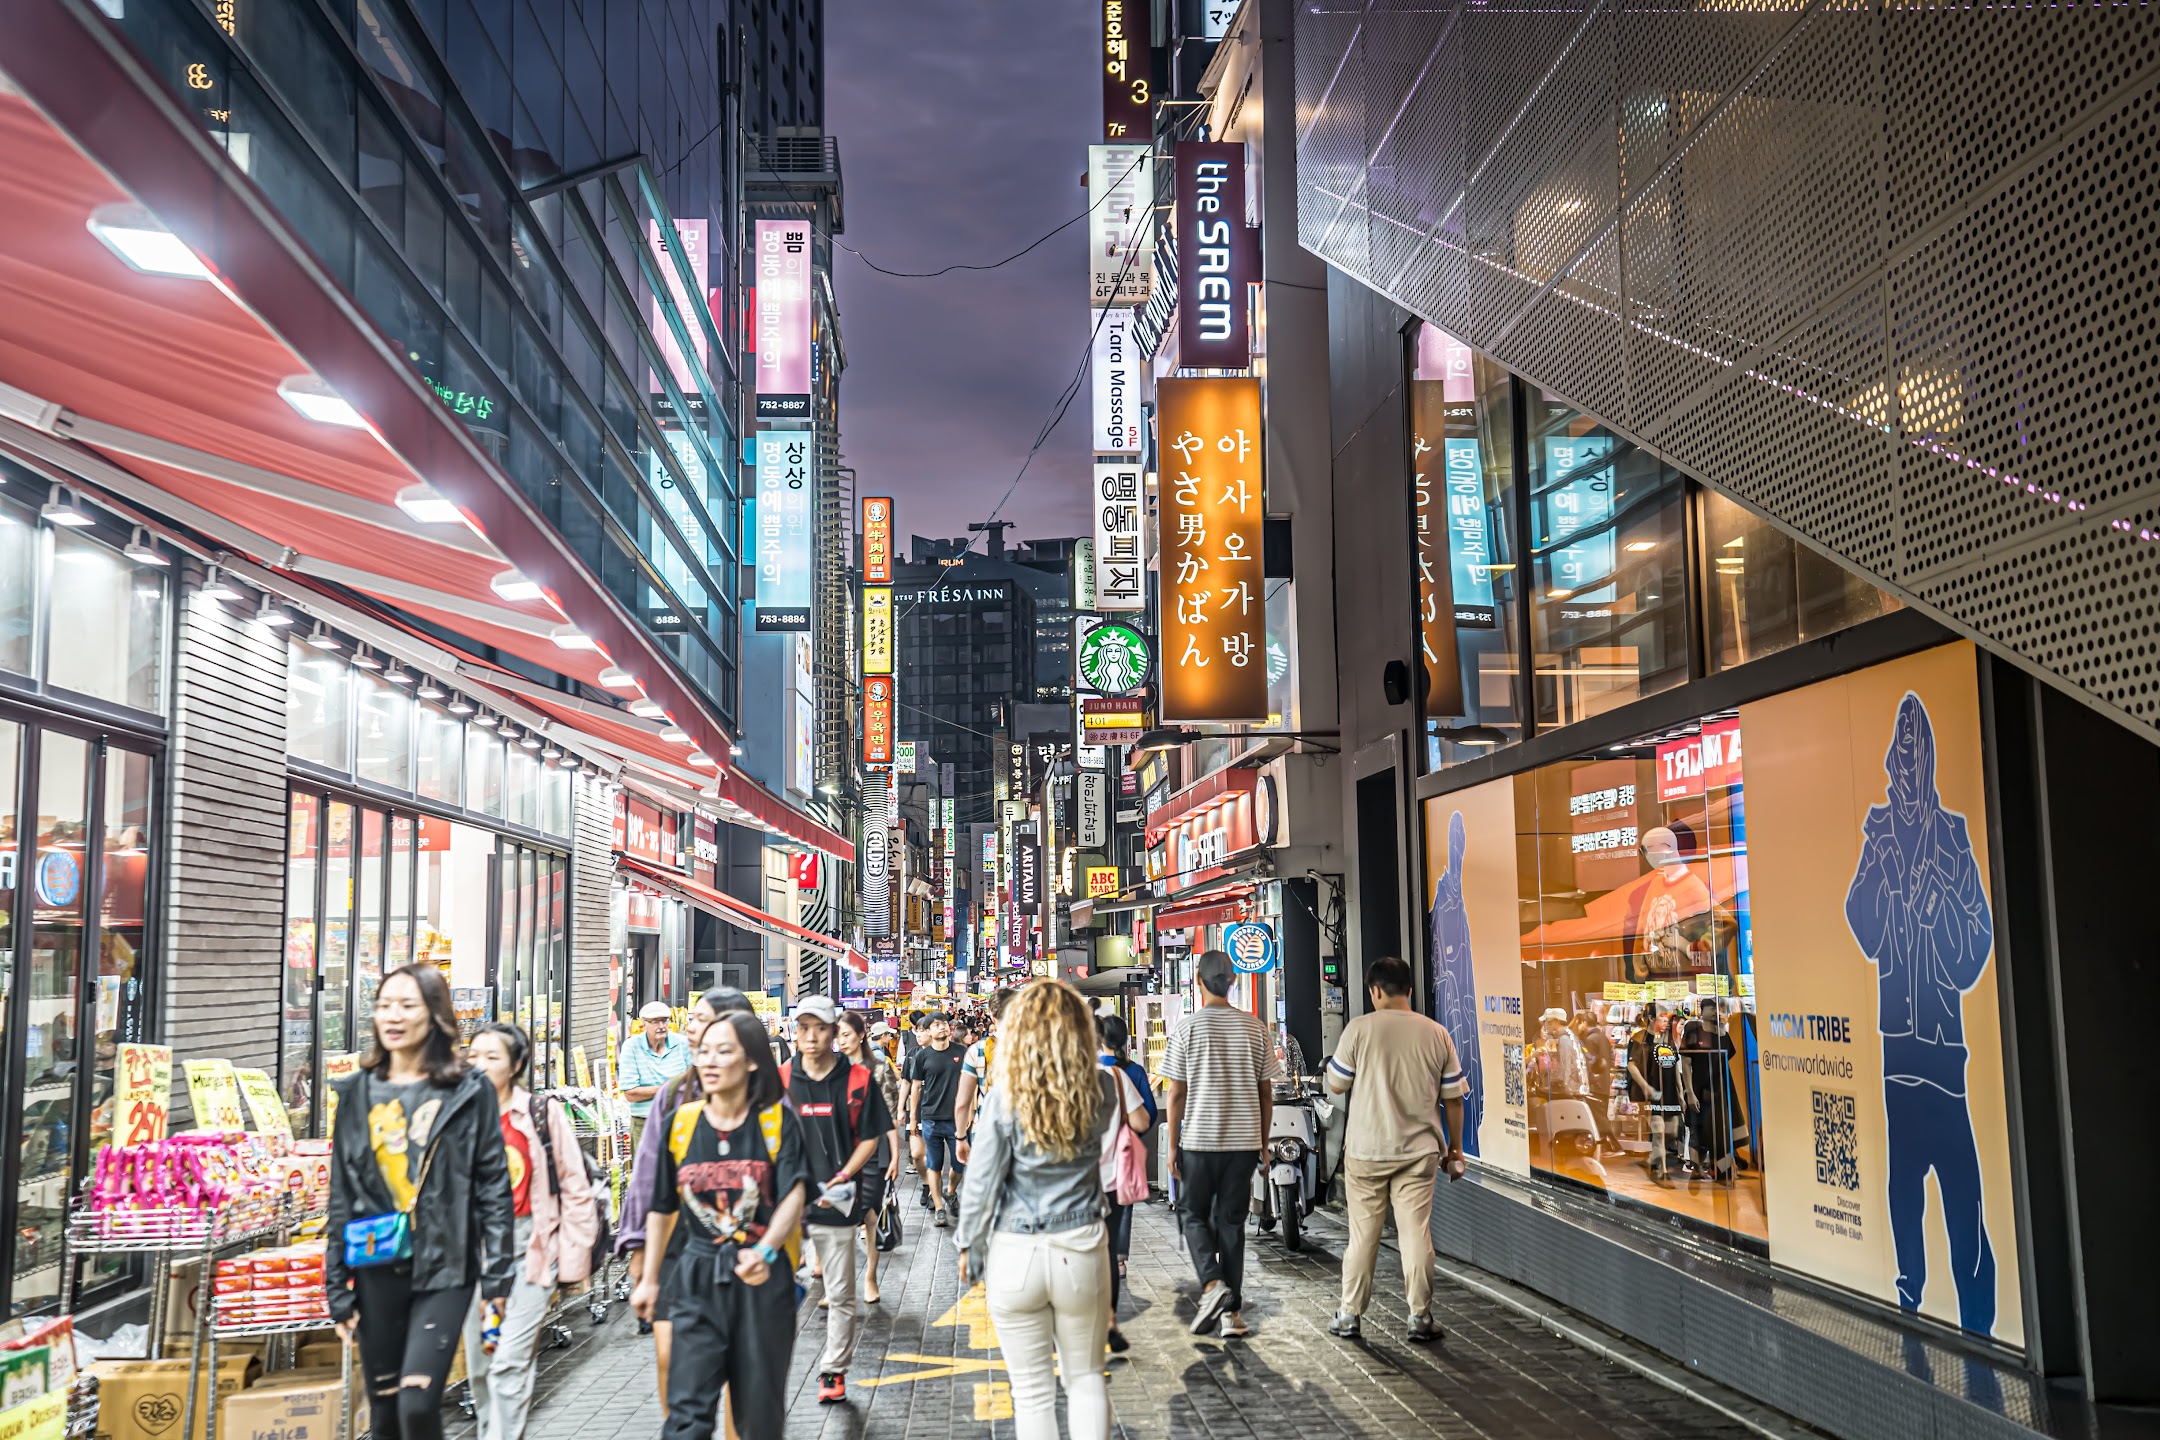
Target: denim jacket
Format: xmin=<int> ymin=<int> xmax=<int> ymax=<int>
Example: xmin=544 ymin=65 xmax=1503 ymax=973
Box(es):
xmin=955 ymin=1071 xmax=1116 ymax=1276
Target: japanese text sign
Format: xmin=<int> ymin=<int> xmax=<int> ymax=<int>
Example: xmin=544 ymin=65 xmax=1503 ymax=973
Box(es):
xmin=753 ymin=219 xmax=812 ymax=419
xmin=862 ymin=496 xmax=894 ymax=583
xmin=1088 ymin=145 xmax=1156 ymax=308
xmin=1159 ymin=378 xmax=1267 ymax=721
xmin=1175 ymin=142 xmax=1252 ymax=368
xmin=114 ymin=1043 xmax=172 ymax=1145
xmin=863 ymin=587 xmax=893 ymax=674
xmin=863 ymin=675 xmax=895 ymax=766
xmin=755 ymin=432 xmax=813 ymax=631
xmin=1092 ymin=461 xmax=1146 ymax=611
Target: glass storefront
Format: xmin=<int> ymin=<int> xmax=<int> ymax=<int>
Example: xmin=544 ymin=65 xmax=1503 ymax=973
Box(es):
xmin=1422 ymin=641 xmax=2024 ymax=1348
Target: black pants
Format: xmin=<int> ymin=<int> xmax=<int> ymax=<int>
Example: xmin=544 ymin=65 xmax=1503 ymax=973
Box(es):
xmin=353 ymin=1265 xmax=472 ymax=1440
xmin=1106 ymin=1200 xmax=1133 ymax=1314
xmin=661 ymin=1249 xmax=798 ymax=1440
xmin=1177 ymin=1149 xmax=1257 ymax=1311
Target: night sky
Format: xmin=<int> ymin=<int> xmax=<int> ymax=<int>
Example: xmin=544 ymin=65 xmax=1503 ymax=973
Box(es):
xmin=826 ymin=0 xmax=1100 ymax=552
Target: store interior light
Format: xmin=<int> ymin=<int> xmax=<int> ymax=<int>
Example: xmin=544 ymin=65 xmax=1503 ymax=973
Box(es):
xmin=1546 ymin=587 xmax=1573 ymax=599
xmin=818 ymin=781 xmax=840 ymax=796
xmin=490 ymin=570 xmax=544 ymax=602
xmin=350 ymin=646 xmax=383 ymax=670
xmin=254 ymin=595 xmax=293 ymax=628
xmin=1723 ymin=536 xmax=1745 ymax=549
xmin=416 ymin=678 xmax=446 ymax=701
xmin=41 ymin=485 xmax=94 ymax=527
xmin=550 ymin=626 xmax=598 ymax=651
xmin=384 ymin=664 xmax=415 ymax=687
xmin=1622 ymin=540 xmax=1657 ymax=553
xmin=519 ymin=733 xmax=542 ymax=750
xmin=495 ymin=718 xmax=518 ymax=738
xmin=305 ymin=621 xmax=342 ymax=652
xmin=87 ymin=204 xmax=214 ymax=280
xmin=277 ymin=375 xmax=368 ymax=429
xmin=597 ymin=667 xmax=638 ymax=689
xmin=447 ymin=696 xmax=477 ymax=716
xmin=199 ymin=565 xmax=240 ymax=602
xmin=1447 ymin=724 xmax=1509 ymax=748
xmin=124 ymin=527 xmax=169 ymax=566
xmin=629 ymin=698 xmax=666 ymax=719
xmin=395 ymin=486 xmax=463 ymax=525
xmin=541 ymin=745 xmax=562 ymax=760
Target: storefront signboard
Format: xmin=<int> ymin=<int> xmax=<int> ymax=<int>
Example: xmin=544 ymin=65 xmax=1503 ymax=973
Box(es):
xmin=646 ymin=217 xmax=710 ymax=410
xmin=754 ymin=431 xmax=814 ymax=631
xmin=183 ymin=1058 xmax=247 ymax=1133
xmin=623 ymin=799 xmax=667 ymax=866
xmin=753 ymin=219 xmax=812 ymax=420
xmin=863 ymin=772 xmax=891 ymax=937
xmin=1174 ymin=142 xmax=1253 ymax=369
xmin=1090 ymin=307 xmax=1142 ymax=453
xmin=1074 ymin=538 xmax=1098 ymax=610
xmin=626 ymin=887 xmax=663 ymax=934
xmin=1092 ymin=461 xmax=1146 ymax=611
xmin=1225 ymin=920 xmax=1277 ymax=973
xmin=233 ymin=1067 xmax=292 ymax=1141
xmin=1655 ymin=717 xmax=1744 ymax=802
xmin=791 ymin=851 xmax=821 ymax=891
xmin=1078 ymin=771 xmax=1109 ymax=847
xmin=1540 ymin=433 xmax=1617 ymax=607
xmin=1158 ymin=378 xmax=1266 ymax=721
xmin=1087 ymin=866 xmax=1120 ymax=898
xmin=1076 ymin=620 xmax=1150 ymax=695
xmin=862 ymin=586 xmax=893 ymax=674
xmin=114 ymin=1043 xmax=172 ymax=1144
xmin=1015 ymin=837 xmax=1042 ymax=908
xmin=1100 ymin=0 xmax=1151 ymax=140
xmin=862 ymin=496 xmax=894 ymax=583
xmin=1082 ymin=696 xmax=1149 ymax=745
xmin=1565 ymin=761 xmax=1640 ymax=892
xmin=1087 ymin=144 xmax=1155 ymax=306
xmin=862 ymin=676 xmax=895 ymax=765
xmin=897 ymin=740 xmax=917 ymax=774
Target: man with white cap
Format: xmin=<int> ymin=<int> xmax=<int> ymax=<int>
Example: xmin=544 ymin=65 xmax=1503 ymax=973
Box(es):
xmin=619 ymin=999 xmax=692 ymax=1150
xmin=783 ymin=995 xmax=892 ymax=1406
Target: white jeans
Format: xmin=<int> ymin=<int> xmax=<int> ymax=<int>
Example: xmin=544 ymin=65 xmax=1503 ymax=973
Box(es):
xmin=983 ymin=1223 xmax=1111 ymax=1440
xmin=461 ymin=1216 xmax=555 ymax=1440
xmin=806 ymin=1222 xmax=862 ymax=1373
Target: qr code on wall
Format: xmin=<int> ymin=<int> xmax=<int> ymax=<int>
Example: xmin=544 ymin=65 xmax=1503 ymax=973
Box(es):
xmin=1813 ymin=1090 xmax=1859 ymax=1191
xmin=1502 ymin=1044 xmax=1525 ymax=1109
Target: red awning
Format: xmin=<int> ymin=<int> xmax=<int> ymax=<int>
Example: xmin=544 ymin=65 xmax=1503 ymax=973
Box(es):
xmin=1155 ymin=885 xmax=1258 ymax=932
xmin=1145 ymin=768 xmax=1258 ymax=846
xmin=620 ymin=857 xmax=866 ymax=972
xmin=0 ymin=14 xmax=731 ymax=762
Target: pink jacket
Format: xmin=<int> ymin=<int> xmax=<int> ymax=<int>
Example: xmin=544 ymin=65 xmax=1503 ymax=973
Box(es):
xmin=505 ymin=1088 xmax=598 ymax=1286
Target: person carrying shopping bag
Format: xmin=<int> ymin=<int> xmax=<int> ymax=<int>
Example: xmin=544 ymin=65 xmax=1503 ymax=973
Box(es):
xmin=1095 ymin=1013 xmax=1152 ymax=1354
xmin=955 ymin=981 xmax=1122 ymax=1440
xmin=458 ymin=1023 xmax=598 ymax=1440
xmin=327 ymin=964 xmax=516 ymax=1440
xmin=836 ymin=1009 xmax=905 ymax=1303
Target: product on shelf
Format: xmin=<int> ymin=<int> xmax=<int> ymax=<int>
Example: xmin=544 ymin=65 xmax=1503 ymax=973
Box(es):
xmin=212 ymin=1242 xmax=331 ymax=1330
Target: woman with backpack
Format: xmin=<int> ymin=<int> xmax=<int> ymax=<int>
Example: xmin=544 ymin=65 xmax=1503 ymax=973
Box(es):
xmin=459 ymin=1023 xmax=598 ymax=1440
xmin=326 ymin=964 xmax=515 ymax=1440
xmin=955 ymin=981 xmax=1125 ymax=1440
xmin=1095 ymin=1014 xmax=1153 ymax=1354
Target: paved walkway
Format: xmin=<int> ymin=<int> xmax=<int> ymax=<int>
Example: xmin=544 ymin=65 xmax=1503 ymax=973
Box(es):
xmin=475 ymin=1186 xmax=1761 ymax=1440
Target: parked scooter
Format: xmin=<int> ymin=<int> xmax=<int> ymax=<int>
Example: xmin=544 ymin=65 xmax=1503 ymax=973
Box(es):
xmin=1254 ymin=1073 xmax=1334 ymax=1251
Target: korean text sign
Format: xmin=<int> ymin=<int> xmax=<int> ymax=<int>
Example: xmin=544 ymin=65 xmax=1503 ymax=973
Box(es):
xmin=755 ymin=432 xmax=813 ymax=631
xmin=1088 ymin=145 xmax=1155 ymax=308
xmin=1159 ymin=378 xmax=1266 ymax=721
xmin=1175 ymin=142 xmax=1252 ymax=368
xmin=1092 ymin=461 xmax=1146 ymax=611
xmin=1100 ymin=0 xmax=1152 ymax=140
xmin=862 ymin=675 xmax=895 ymax=765
xmin=862 ymin=496 xmax=894 ymax=583
xmin=754 ymin=219 xmax=812 ymax=419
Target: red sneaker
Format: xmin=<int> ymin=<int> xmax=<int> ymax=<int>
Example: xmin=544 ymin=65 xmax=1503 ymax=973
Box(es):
xmin=818 ymin=1372 xmax=846 ymax=1404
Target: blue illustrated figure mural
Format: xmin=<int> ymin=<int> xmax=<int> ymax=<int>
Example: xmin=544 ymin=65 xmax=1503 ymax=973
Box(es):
xmin=1430 ymin=811 xmax=1484 ymax=1157
xmin=1842 ymin=692 xmax=1998 ymax=1335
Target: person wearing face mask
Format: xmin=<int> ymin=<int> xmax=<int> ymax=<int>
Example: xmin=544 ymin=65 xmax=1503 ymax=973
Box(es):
xmin=459 ymin=1024 xmax=598 ymax=1440
xmin=326 ymin=965 xmax=515 ymax=1440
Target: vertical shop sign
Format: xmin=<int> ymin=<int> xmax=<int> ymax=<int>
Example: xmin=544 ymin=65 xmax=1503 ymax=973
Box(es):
xmin=1174 ymin=142 xmax=1252 ymax=368
xmin=1541 ymin=432 xmax=1617 ymax=602
xmin=1016 ymin=836 xmax=1043 ymax=908
xmin=788 ymin=633 xmax=816 ymax=798
xmin=1100 ymin=0 xmax=1152 ymax=140
xmin=755 ymin=432 xmax=813 ymax=631
xmin=1074 ymin=538 xmax=1098 ymax=610
xmin=1088 ymin=145 xmax=1156 ymax=307
xmin=1158 ymin=377 xmax=1266 ymax=721
xmin=1090 ymin=307 xmax=1142 ymax=453
xmin=646 ymin=217 xmax=710 ymax=413
xmin=861 ymin=495 xmax=894 ymax=583
xmin=753 ymin=219 xmax=812 ymax=419
xmin=862 ymin=771 xmax=890 ymax=937
xmin=862 ymin=675 xmax=895 ymax=765
xmin=1078 ymin=771 xmax=1109 ymax=847
xmin=1092 ymin=460 xmax=1146 ymax=611
xmin=862 ymin=587 xmax=893 ymax=674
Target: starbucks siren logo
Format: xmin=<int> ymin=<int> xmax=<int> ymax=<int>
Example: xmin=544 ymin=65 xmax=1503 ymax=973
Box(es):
xmin=1078 ymin=623 xmax=1150 ymax=694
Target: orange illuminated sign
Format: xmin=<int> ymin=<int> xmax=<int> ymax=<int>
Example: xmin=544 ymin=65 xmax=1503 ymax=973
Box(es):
xmin=863 ymin=675 xmax=895 ymax=765
xmin=862 ymin=496 xmax=894 ymax=584
xmin=1158 ymin=377 xmax=1266 ymax=721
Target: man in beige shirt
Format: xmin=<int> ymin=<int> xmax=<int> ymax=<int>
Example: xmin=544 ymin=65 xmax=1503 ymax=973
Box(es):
xmin=1323 ymin=955 xmax=1468 ymax=1343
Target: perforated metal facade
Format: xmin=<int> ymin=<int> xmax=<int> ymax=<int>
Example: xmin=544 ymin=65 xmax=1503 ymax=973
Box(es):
xmin=1296 ymin=0 xmax=2160 ymax=744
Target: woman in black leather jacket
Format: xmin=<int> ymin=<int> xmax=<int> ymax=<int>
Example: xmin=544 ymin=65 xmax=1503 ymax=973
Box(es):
xmin=327 ymin=964 xmax=516 ymax=1440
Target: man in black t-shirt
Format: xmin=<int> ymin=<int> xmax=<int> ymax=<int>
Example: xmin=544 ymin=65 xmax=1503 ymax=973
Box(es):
xmin=904 ymin=1013 xmax=965 ymax=1226
xmin=786 ymin=996 xmax=892 ymax=1406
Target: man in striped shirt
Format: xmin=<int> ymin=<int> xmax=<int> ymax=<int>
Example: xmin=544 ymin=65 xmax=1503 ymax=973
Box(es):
xmin=1158 ymin=949 xmax=1280 ymax=1341
xmin=1323 ymin=954 xmax=1468 ymax=1344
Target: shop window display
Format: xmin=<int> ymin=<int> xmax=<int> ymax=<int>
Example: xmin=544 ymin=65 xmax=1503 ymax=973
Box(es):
xmin=354 ymin=671 xmax=412 ymax=788
xmin=287 ymin=637 xmax=352 ymax=770
xmin=1422 ymin=642 xmax=2024 ymax=1344
xmin=17 ymin=733 xmax=90 ymax=1313
xmin=46 ymin=528 xmax=164 ymax=712
xmin=0 ymin=498 xmax=38 ymax=676
xmin=1702 ymin=490 xmax=1900 ymax=672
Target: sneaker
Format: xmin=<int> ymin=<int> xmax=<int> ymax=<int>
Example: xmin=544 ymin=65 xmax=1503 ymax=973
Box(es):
xmin=1107 ymin=1327 xmax=1131 ymax=1355
xmin=817 ymin=1373 xmax=846 ymax=1404
xmin=932 ymin=1208 xmax=950 ymax=1229
xmin=1189 ymin=1283 xmax=1233 ymax=1335
xmin=1327 ymin=1311 xmax=1362 ymax=1339
xmin=918 ymin=1184 xmax=933 ymax=1209
xmin=1406 ymin=1313 xmax=1442 ymax=1345
xmin=1219 ymin=1311 xmax=1251 ymax=1340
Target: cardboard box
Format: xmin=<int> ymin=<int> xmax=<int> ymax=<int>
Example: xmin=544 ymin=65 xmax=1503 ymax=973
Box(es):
xmin=88 ymin=1356 xmax=258 ymax=1440
xmin=292 ymin=1345 xmax=342 ymax=1372
xmin=2 ymin=1320 xmax=73 ymax=1395
xmin=221 ymin=1372 xmax=360 ymax=1440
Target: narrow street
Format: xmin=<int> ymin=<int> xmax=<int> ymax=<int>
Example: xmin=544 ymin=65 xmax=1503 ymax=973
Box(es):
xmin=493 ymin=1191 xmax=1759 ymax=1440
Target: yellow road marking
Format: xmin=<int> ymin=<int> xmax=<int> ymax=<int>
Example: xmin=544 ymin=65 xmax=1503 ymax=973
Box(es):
xmin=929 ymin=1282 xmax=1000 ymax=1348
xmin=972 ymin=1382 xmax=1013 ymax=1420
xmin=854 ymin=1355 xmax=1008 ymax=1388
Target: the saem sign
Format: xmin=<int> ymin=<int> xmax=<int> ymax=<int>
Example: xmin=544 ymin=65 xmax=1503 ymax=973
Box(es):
xmin=1175 ymin=141 xmax=1252 ymax=368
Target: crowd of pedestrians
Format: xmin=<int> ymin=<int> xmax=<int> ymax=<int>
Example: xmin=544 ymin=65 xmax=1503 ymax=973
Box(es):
xmin=323 ymin=948 xmax=1478 ymax=1440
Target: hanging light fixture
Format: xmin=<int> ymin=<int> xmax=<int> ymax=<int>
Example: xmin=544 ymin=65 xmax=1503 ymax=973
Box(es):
xmin=350 ymin=646 xmax=383 ymax=671
xmin=123 ymin=528 xmax=169 ymax=566
xmin=306 ymin=621 xmax=342 ymax=651
xmin=199 ymin=565 xmax=240 ymax=602
xmin=384 ymin=664 xmax=415 ymax=687
xmin=447 ymin=696 xmax=477 ymax=716
xmin=416 ymin=677 xmax=446 ymax=701
xmin=254 ymin=595 xmax=294 ymax=628
xmin=41 ymin=485 xmax=93 ymax=527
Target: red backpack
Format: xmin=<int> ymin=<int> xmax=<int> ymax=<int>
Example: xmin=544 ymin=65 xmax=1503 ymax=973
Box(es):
xmin=779 ymin=1060 xmax=870 ymax=1138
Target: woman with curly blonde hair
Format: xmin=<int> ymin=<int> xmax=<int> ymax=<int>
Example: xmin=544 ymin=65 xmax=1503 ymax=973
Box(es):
xmin=954 ymin=980 xmax=1136 ymax=1440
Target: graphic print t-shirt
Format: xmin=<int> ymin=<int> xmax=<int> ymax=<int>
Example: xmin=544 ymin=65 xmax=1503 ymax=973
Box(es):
xmin=907 ymin=1043 xmax=965 ymax=1123
xmin=501 ymin=1113 xmax=534 ymax=1216
xmin=651 ymin=1106 xmax=810 ymax=1254
xmin=366 ymin=1076 xmax=446 ymax=1213
xmin=788 ymin=1061 xmax=894 ymax=1226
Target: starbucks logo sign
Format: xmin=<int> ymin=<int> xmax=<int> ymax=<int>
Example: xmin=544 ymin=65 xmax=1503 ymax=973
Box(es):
xmin=1077 ymin=622 xmax=1150 ymax=695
